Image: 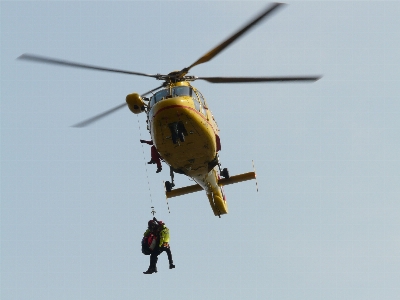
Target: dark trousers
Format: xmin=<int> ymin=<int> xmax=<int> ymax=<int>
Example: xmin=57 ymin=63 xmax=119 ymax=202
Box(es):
xmin=149 ymin=246 xmax=173 ymax=269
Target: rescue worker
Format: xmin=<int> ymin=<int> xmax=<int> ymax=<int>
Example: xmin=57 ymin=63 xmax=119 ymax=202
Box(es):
xmin=143 ymin=218 xmax=175 ymax=274
xmin=140 ymin=140 xmax=162 ymax=173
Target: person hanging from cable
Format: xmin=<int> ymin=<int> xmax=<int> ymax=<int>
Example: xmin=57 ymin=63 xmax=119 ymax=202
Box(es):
xmin=140 ymin=140 xmax=162 ymax=173
xmin=143 ymin=217 xmax=175 ymax=274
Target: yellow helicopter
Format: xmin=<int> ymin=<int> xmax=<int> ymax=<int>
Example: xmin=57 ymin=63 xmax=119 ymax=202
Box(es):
xmin=18 ymin=3 xmax=321 ymax=217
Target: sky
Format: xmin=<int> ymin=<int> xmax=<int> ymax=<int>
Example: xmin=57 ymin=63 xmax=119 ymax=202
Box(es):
xmin=1 ymin=1 xmax=400 ymax=299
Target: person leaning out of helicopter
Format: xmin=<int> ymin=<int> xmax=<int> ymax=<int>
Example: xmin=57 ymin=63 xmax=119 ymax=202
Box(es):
xmin=140 ymin=139 xmax=162 ymax=173
xmin=143 ymin=218 xmax=175 ymax=274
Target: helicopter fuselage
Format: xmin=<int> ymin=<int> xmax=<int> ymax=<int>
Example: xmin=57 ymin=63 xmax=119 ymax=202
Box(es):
xmin=147 ymin=81 xmax=228 ymax=215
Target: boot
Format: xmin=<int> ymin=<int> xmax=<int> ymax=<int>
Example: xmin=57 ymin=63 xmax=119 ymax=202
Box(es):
xmin=147 ymin=160 xmax=155 ymax=164
xmin=156 ymin=167 xmax=162 ymax=173
xmin=169 ymin=263 xmax=175 ymax=269
xmin=143 ymin=267 xmax=157 ymax=274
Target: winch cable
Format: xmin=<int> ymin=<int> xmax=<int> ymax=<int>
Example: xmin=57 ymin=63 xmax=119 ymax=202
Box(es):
xmin=137 ymin=115 xmax=154 ymax=213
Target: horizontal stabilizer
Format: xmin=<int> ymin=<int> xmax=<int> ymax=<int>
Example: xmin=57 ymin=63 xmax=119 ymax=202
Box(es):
xmin=165 ymin=171 xmax=256 ymax=198
xmin=166 ymin=183 xmax=203 ymax=198
xmin=218 ymin=171 xmax=256 ymax=186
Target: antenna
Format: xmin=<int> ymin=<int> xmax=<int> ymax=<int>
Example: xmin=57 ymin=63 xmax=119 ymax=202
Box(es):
xmin=252 ymin=160 xmax=259 ymax=192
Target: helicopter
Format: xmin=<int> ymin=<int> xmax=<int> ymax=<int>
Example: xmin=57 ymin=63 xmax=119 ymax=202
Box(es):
xmin=18 ymin=3 xmax=321 ymax=217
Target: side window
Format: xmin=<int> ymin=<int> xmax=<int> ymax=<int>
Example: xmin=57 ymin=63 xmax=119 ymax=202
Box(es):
xmin=149 ymin=96 xmax=155 ymax=107
xmin=197 ymin=91 xmax=208 ymax=116
xmin=192 ymin=90 xmax=200 ymax=112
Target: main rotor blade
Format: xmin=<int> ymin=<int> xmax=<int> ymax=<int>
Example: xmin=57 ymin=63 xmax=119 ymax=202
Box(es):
xmin=71 ymin=103 xmax=127 ymax=128
xmin=182 ymin=2 xmax=285 ymax=75
xmin=71 ymin=85 xmax=164 ymax=128
xmin=197 ymin=76 xmax=322 ymax=83
xmin=18 ymin=54 xmax=160 ymax=78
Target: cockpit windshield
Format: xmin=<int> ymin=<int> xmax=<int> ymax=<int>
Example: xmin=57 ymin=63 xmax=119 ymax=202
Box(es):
xmin=149 ymin=86 xmax=192 ymax=107
xmin=172 ymin=86 xmax=191 ymax=97
xmin=155 ymin=89 xmax=169 ymax=102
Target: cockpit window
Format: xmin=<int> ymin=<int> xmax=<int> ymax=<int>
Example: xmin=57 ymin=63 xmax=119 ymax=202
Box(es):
xmin=154 ymin=89 xmax=169 ymax=102
xmin=149 ymin=86 xmax=193 ymax=107
xmin=150 ymin=89 xmax=169 ymax=107
xmin=172 ymin=86 xmax=192 ymax=97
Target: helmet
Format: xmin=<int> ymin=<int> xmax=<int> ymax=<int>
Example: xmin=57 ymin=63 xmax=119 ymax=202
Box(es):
xmin=148 ymin=220 xmax=157 ymax=229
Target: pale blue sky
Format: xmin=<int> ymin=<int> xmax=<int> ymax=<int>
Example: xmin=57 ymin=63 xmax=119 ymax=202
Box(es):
xmin=2 ymin=1 xmax=400 ymax=300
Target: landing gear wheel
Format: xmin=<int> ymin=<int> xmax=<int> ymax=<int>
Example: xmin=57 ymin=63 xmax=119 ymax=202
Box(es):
xmin=165 ymin=181 xmax=173 ymax=192
xmin=221 ymin=168 xmax=230 ymax=179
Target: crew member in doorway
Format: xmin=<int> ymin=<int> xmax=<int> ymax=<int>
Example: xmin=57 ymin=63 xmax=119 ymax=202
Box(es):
xmin=143 ymin=218 xmax=175 ymax=274
xmin=140 ymin=140 xmax=162 ymax=173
